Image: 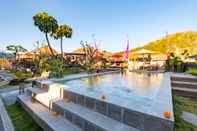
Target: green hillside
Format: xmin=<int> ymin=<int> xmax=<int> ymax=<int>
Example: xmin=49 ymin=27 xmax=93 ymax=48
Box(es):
xmin=116 ymin=31 xmax=197 ymax=56
xmin=143 ymin=31 xmax=197 ymax=55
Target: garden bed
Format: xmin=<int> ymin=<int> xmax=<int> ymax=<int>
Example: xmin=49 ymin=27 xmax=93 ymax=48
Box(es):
xmin=173 ymin=95 xmax=197 ymax=131
xmin=6 ymin=102 xmax=43 ymax=131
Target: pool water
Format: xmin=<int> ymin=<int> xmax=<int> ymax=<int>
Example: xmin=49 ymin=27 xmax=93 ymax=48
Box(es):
xmin=62 ymin=72 xmax=164 ymax=105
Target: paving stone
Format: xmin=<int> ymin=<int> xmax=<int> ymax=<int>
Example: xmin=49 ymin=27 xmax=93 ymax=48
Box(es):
xmin=65 ymin=110 xmax=72 ymax=122
xmin=85 ymin=96 xmax=95 ymax=109
xmin=95 ymin=100 xmax=107 ymax=115
xmin=72 ymin=114 xmax=85 ymax=129
xmin=76 ymin=94 xmax=85 ymax=106
xmin=85 ymin=121 xmax=96 ymax=131
xmin=108 ymin=103 xmax=122 ymax=121
xmin=182 ymin=111 xmax=197 ymax=127
xmin=123 ymin=109 xmax=143 ymax=129
xmin=143 ymin=114 xmax=173 ymax=131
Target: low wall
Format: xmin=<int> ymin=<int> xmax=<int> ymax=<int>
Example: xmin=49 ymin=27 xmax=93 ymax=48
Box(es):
xmin=0 ymin=98 xmax=14 ymax=131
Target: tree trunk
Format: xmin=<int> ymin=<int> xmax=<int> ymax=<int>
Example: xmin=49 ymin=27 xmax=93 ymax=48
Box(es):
xmin=45 ymin=33 xmax=54 ymax=56
xmin=60 ymin=37 xmax=64 ymax=59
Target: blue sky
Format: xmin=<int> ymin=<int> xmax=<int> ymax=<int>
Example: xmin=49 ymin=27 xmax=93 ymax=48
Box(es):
xmin=0 ymin=0 xmax=197 ymax=53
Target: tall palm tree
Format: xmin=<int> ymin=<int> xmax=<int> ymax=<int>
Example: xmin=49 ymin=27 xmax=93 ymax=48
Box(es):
xmin=33 ymin=12 xmax=58 ymax=56
xmin=53 ymin=24 xmax=72 ymax=59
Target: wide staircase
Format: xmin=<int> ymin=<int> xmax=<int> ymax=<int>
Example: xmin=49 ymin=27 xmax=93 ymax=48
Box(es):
xmin=18 ymin=81 xmax=139 ymax=131
xmin=171 ymin=74 xmax=197 ymax=99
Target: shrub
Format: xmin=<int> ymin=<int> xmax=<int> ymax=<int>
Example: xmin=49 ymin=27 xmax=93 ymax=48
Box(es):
xmin=186 ymin=68 xmax=197 ymax=76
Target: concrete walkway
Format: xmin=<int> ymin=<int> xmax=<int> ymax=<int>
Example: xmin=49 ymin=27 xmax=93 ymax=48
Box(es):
xmin=182 ymin=111 xmax=197 ymax=126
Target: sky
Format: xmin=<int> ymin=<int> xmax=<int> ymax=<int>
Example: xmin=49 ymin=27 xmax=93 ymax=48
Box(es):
xmin=0 ymin=0 xmax=197 ymax=53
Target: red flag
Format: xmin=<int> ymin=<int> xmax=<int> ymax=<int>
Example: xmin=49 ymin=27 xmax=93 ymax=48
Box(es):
xmin=124 ymin=39 xmax=130 ymax=61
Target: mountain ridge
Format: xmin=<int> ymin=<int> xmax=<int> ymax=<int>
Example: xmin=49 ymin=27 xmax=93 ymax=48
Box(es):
xmin=116 ymin=31 xmax=197 ymax=56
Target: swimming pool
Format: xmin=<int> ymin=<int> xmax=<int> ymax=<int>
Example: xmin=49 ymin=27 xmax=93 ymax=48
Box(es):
xmin=50 ymin=71 xmax=174 ymax=130
xmin=60 ymin=71 xmax=173 ymax=119
xmin=64 ymin=72 xmax=163 ymax=100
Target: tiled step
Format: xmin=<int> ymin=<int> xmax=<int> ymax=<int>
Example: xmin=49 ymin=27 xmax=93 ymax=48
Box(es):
xmin=172 ymin=87 xmax=197 ymax=99
xmin=17 ymin=95 xmax=82 ymax=131
xmin=171 ymin=81 xmax=197 ymax=89
xmin=171 ymin=75 xmax=197 ymax=83
xmin=53 ymin=100 xmax=139 ymax=131
xmin=26 ymin=87 xmax=48 ymax=95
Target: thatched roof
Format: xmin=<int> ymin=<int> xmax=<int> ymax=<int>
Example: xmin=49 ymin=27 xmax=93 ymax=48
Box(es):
xmin=132 ymin=49 xmax=159 ymax=55
xmin=30 ymin=45 xmax=58 ymax=55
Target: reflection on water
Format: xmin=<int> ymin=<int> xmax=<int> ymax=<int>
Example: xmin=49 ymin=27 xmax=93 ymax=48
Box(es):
xmin=64 ymin=72 xmax=164 ymax=99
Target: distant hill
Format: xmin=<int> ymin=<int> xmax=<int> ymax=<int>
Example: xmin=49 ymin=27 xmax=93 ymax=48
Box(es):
xmin=0 ymin=52 xmax=13 ymax=58
xmin=116 ymin=31 xmax=197 ymax=56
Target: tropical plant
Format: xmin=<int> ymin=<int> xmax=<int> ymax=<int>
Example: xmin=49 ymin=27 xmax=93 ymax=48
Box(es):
xmin=49 ymin=56 xmax=64 ymax=78
xmin=53 ymin=24 xmax=72 ymax=59
xmin=80 ymin=41 xmax=99 ymax=72
xmin=33 ymin=12 xmax=58 ymax=56
xmin=33 ymin=54 xmax=50 ymax=72
xmin=169 ymin=53 xmax=182 ymax=72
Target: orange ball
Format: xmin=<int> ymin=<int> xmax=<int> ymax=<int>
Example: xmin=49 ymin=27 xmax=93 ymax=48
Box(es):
xmin=163 ymin=112 xmax=172 ymax=119
xmin=101 ymin=95 xmax=106 ymax=100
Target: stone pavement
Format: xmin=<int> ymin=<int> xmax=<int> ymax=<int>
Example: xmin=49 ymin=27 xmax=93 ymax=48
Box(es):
xmin=182 ymin=111 xmax=197 ymax=126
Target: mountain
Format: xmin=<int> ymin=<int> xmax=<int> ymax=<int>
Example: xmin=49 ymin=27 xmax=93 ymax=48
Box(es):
xmin=116 ymin=31 xmax=197 ymax=56
xmin=0 ymin=52 xmax=13 ymax=58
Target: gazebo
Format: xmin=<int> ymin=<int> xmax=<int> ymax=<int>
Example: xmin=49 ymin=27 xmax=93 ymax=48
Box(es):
xmin=130 ymin=49 xmax=161 ymax=70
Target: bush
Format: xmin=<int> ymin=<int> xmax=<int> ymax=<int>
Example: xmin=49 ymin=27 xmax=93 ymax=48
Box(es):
xmin=186 ymin=68 xmax=197 ymax=76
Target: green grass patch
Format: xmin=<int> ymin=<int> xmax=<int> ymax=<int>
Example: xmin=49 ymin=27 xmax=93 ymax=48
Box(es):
xmin=173 ymin=95 xmax=197 ymax=131
xmin=0 ymin=83 xmax=18 ymax=89
xmin=10 ymin=70 xmax=33 ymax=79
xmin=186 ymin=68 xmax=197 ymax=76
xmin=6 ymin=102 xmax=43 ymax=131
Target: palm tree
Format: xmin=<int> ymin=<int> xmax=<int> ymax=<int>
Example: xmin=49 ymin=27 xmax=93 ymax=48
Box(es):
xmin=53 ymin=24 xmax=72 ymax=59
xmin=33 ymin=12 xmax=58 ymax=56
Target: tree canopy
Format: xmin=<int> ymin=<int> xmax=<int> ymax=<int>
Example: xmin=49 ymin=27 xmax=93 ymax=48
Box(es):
xmin=33 ymin=12 xmax=58 ymax=34
xmin=53 ymin=24 xmax=72 ymax=39
xmin=6 ymin=45 xmax=27 ymax=55
xmin=33 ymin=12 xmax=58 ymax=56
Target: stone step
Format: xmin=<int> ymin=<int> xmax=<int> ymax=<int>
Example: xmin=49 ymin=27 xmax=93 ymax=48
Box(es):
xmin=26 ymin=87 xmax=48 ymax=95
xmin=171 ymin=81 xmax=197 ymax=89
xmin=172 ymin=87 xmax=197 ymax=99
xmin=53 ymin=100 xmax=139 ymax=131
xmin=17 ymin=95 xmax=82 ymax=131
xmin=171 ymin=75 xmax=197 ymax=83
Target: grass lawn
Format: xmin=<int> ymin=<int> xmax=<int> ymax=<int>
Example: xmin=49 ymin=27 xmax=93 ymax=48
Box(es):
xmin=6 ymin=102 xmax=43 ymax=131
xmin=173 ymin=95 xmax=197 ymax=131
xmin=0 ymin=84 xmax=18 ymax=89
